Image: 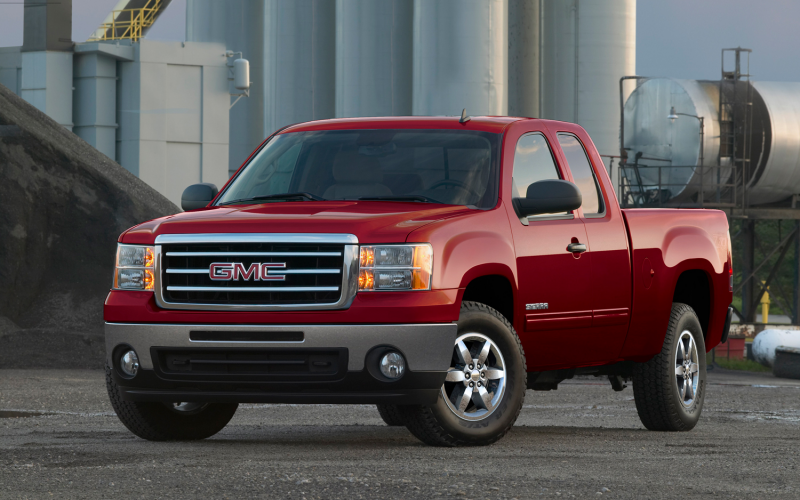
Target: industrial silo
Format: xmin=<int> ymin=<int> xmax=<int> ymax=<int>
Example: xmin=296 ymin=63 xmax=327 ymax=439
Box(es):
xmin=507 ymin=0 xmax=540 ymax=118
xmin=335 ymin=0 xmax=413 ymax=117
xmin=262 ymin=0 xmax=336 ymax=133
xmin=187 ymin=0 xmax=265 ymax=176
xmin=186 ymin=0 xmax=336 ymax=175
xmin=623 ymin=77 xmax=800 ymax=206
xmin=539 ymin=0 xmax=636 ymax=179
xmin=412 ymin=0 xmax=508 ymax=116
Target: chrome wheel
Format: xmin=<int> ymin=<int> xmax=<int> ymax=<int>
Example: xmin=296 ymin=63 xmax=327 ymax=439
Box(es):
xmin=164 ymin=402 xmax=207 ymax=414
xmin=675 ymin=330 xmax=700 ymax=407
xmin=442 ymin=333 xmax=506 ymax=421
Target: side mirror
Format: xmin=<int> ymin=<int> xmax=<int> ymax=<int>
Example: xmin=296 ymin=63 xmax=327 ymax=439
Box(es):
xmin=512 ymin=179 xmax=582 ymax=217
xmin=181 ymin=183 xmax=218 ymax=211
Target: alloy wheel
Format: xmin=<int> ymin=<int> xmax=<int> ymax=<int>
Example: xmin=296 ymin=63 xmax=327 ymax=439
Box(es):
xmin=675 ymin=330 xmax=700 ymax=407
xmin=441 ymin=333 xmax=506 ymax=421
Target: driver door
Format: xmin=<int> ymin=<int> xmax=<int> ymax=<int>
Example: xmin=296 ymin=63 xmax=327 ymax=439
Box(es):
xmin=506 ymin=132 xmax=593 ymax=371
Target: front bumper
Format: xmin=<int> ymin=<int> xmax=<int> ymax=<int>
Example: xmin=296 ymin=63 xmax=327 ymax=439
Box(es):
xmin=105 ymin=322 xmax=457 ymax=404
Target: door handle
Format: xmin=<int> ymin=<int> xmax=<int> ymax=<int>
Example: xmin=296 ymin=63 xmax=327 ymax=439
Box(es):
xmin=567 ymin=242 xmax=587 ymax=253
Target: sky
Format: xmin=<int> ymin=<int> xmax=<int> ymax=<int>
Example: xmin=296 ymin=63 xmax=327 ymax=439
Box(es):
xmin=0 ymin=0 xmax=799 ymax=82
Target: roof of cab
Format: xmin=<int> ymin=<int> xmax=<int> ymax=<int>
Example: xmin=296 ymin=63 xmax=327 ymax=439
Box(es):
xmin=280 ymin=115 xmax=530 ymax=135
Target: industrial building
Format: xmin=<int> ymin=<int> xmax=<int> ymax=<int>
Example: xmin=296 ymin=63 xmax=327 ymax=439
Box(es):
xmin=0 ymin=0 xmax=636 ymax=205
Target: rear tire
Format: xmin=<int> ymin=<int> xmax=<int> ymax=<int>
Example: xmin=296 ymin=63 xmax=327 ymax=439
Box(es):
xmin=633 ymin=303 xmax=707 ymax=431
xmin=401 ymin=301 xmax=526 ymax=446
xmin=105 ymin=365 xmax=238 ymax=441
xmin=376 ymin=404 xmax=408 ymax=426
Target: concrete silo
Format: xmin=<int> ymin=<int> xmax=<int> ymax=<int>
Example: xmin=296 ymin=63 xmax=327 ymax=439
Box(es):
xmin=540 ymin=0 xmax=636 ymax=179
xmin=187 ymin=0 xmax=265 ymax=176
xmin=186 ymin=0 xmax=336 ymax=176
xmin=412 ymin=0 xmax=508 ymax=116
xmin=335 ymin=0 xmax=413 ymax=117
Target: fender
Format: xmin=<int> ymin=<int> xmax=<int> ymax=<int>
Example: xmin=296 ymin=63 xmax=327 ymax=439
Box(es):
xmin=662 ymin=225 xmax=724 ymax=273
xmin=407 ymin=207 xmax=517 ymax=292
xmin=620 ymin=210 xmax=732 ymax=360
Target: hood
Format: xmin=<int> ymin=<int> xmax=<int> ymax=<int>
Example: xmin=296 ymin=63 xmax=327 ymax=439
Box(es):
xmin=120 ymin=201 xmax=476 ymax=244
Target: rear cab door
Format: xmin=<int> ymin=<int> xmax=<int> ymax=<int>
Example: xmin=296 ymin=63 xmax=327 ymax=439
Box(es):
xmin=549 ymin=122 xmax=633 ymax=364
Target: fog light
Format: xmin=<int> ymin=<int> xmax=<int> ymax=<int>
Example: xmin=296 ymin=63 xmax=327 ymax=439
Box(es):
xmin=120 ymin=350 xmax=139 ymax=377
xmin=379 ymin=352 xmax=406 ymax=379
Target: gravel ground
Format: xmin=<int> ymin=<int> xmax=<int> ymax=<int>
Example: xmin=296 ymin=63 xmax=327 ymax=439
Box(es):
xmin=1 ymin=368 xmax=798 ymax=499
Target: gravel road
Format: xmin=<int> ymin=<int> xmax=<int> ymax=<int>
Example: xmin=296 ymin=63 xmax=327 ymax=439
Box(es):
xmin=1 ymin=368 xmax=798 ymax=499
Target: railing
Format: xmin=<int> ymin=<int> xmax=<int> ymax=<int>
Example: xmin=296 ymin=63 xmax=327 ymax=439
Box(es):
xmin=618 ymin=163 xmax=738 ymax=209
xmin=88 ymin=0 xmax=162 ymax=42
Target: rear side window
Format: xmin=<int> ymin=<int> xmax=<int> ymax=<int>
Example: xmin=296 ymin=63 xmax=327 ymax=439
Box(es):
xmin=557 ymin=133 xmax=604 ymax=215
xmin=511 ymin=133 xmax=561 ymax=198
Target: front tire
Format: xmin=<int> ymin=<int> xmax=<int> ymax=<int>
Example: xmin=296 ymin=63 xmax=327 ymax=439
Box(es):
xmin=633 ymin=303 xmax=707 ymax=431
xmin=105 ymin=366 xmax=238 ymax=441
xmin=401 ymin=302 xmax=527 ymax=446
xmin=376 ymin=405 xmax=408 ymax=426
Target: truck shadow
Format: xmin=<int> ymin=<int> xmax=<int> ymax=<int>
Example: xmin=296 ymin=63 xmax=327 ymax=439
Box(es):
xmin=196 ymin=424 xmax=651 ymax=449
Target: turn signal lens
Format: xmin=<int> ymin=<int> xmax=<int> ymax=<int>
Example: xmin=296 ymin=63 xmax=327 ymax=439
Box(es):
xmin=359 ymin=246 xmax=374 ymax=267
xmin=113 ymin=244 xmax=155 ymax=291
xmin=358 ymin=244 xmax=432 ymax=291
xmin=359 ymin=269 xmax=374 ymax=290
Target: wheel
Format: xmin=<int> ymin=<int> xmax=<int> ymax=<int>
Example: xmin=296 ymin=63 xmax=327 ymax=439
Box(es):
xmin=633 ymin=303 xmax=707 ymax=431
xmin=376 ymin=404 xmax=408 ymax=426
xmin=105 ymin=365 xmax=238 ymax=441
xmin=400 ymin=301 xmax=527 ymax=446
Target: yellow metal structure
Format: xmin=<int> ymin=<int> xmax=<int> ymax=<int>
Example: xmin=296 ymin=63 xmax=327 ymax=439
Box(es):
xmin=760 ymin=280 xmax=770 ymax=324
xmin=88 ymin=0 xmax=162 ymax=42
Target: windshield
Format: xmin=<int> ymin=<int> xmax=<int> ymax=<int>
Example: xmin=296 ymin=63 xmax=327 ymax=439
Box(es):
xmin=216 ymin=129 xmax=501 ymax=208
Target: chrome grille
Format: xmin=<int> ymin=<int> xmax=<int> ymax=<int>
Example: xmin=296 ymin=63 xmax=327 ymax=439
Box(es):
xmin=154 ymin=234 xmax=359 ymax=311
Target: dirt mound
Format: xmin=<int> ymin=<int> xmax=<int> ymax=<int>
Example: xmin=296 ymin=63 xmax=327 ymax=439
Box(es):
xmin=0 ymin=83 xmax=178 ymax=369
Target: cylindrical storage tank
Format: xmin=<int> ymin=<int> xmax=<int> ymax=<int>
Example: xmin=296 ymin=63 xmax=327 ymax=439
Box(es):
xmin=412 ymin=0 xmax=508 ymax=116
xmin=745 ymin=82 xmax=800 ymax=205
xmin=185 ymin=0 xmax=226 ymax=44
xmin=623 ymin=78 xmax=800 ymax=205
xmin=752 ymin=329 xmax=800 ymax=368
xmin=335 ymin=0 xmax=413 ymax=117
xmin=263 ymin=0 xmax=336 ymax=133
xmin=233 ymin=59 xmax=250 ymax=90
xmin=507 ymin=0 xmax=540 ymax=118
xmin=540 ymin=0 xmax=636 ymax=181
xmin=622 ymin=78 xmax=723 ymax=201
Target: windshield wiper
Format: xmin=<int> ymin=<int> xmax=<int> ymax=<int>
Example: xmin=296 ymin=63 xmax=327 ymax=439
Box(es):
xmin=219 ymin=192 xmax=325 ymax=205
xmin=357 ymin=195 xmax=442 ymax=203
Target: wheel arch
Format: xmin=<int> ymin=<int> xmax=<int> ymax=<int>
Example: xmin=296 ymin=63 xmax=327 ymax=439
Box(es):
xmin=460 ymin=273 xmax=516 ymax=325
xmin=672 ymin=269 xmax=712 ymax=340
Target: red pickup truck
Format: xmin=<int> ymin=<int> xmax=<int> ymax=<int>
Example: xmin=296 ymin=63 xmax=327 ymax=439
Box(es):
xmin=104 ymin=116 xmax=733 ymax=446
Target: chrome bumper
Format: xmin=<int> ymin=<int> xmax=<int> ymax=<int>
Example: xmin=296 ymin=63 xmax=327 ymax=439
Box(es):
xmin=105 ymin=322 xmax=458 ymax=371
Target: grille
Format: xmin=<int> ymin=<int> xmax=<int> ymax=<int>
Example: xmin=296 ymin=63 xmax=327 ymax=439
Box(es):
xmin=153 ymin=348 xmax=347 ymax=379
xmin=160 ymin=242 xmax=345 ymax=306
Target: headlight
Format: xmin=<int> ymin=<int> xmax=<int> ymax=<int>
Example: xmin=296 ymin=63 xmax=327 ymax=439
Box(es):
xmin=358 ymin=244 xmax=432 ymax=291
xmin=113 ymin=244 xmax=155 ymax=291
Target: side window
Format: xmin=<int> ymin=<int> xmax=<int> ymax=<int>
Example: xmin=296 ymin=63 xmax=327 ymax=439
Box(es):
xmin=557 ymin=133 xmax=604 ymax=215
xmin=511 ymin=133 xmax=561 ymax=199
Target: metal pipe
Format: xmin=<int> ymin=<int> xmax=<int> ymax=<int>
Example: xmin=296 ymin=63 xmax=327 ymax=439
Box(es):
xmin=619 ymin=75 xmax=647 ymax=157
